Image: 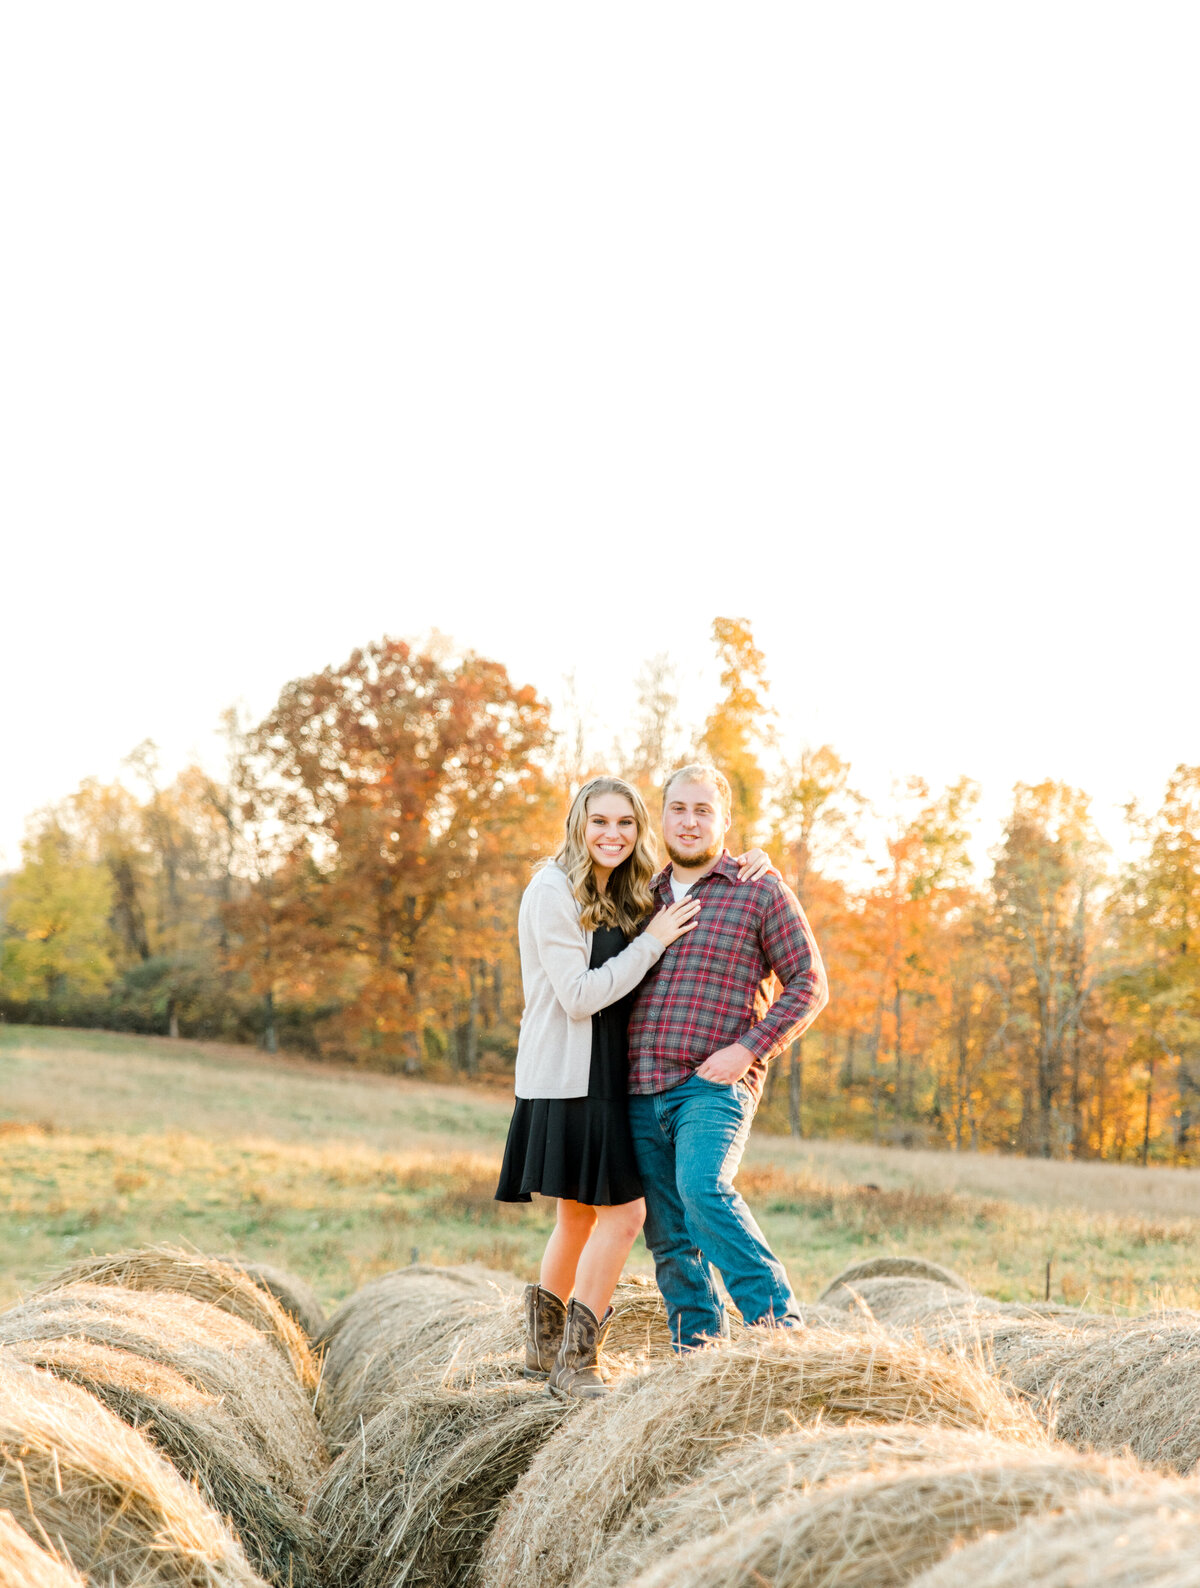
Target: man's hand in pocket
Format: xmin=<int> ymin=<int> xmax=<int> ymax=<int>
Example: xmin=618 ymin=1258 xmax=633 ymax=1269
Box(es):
xmin=695 ymin=1043 xmax=754 ymax=1085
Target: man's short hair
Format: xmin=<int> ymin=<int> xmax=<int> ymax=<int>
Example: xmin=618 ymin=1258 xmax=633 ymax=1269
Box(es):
xmin=662 ymin=763 xmax=733 ymax=817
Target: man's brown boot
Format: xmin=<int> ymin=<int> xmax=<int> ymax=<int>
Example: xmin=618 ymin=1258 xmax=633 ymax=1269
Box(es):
xmin=547 ymin=1297 xmax=613 ymax=1400
xmin=523 ymin=1284 xmax=567 ymax=1380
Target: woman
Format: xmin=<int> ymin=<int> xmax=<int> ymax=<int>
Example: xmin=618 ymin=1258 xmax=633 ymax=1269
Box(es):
xmin=495 ymin=774 xmax=770 ymax=1399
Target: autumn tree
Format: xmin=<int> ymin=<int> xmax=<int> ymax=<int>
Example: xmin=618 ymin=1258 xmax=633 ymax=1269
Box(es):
xmin=627 ymin=654 xmax=689 ymax=798
xmin=701 ymin=617 xmax=771 ymax=850
xmin=240 ymin=637 xmax=553 ymax=1069
xmin=988 ymin=782 xmax=1108 ymax=1158
xmin=56 ymin=779 xmax=153 ymax=965
xmin=768 ymin=744 xmax=866 ymax=1135
xmin=1 ymin=825 xmax=114 ymax=999
xmin=116 ymin=746 xmax=234 ymax=1037
xmin=859 ymin=778 xmax=979 ymax=1143
xmin=1108 ymin=765 xmax=1200 ymax=1160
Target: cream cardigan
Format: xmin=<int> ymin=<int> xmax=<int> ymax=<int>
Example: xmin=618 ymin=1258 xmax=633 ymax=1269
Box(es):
xmin=513 ymin=862 xmax=666 ymax=1100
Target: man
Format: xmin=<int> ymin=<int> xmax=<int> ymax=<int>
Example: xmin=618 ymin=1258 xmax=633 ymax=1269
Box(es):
xmin=627 ymin=762 xmax=829 ymax=1350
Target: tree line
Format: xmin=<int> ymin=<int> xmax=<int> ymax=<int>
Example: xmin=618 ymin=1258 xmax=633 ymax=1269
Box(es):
xmin=2 ymin=620 xmax=1197 ymax=1163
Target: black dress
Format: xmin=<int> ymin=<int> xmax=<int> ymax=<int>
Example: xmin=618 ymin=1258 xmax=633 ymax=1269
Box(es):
xmin=495 ymin=924 xmax=644 ymax=1206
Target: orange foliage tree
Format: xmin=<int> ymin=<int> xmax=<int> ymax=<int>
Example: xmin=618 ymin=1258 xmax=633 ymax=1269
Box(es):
xmin=233 ymin=637 xmax=554 ymax=1070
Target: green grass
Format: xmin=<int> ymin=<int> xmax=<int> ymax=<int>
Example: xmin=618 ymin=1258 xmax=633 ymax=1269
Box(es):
xmin=2 ymin=1024 xmax=1198 ymax=1314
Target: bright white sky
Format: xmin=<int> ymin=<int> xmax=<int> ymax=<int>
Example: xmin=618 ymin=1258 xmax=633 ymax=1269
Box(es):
xmin=2 ymin=4 xmax=1197 ymax=877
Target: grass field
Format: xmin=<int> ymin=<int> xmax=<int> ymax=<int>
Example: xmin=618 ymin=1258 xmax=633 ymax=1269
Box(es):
xmin=2 ymin=1024 xmax=1198 ymax=1314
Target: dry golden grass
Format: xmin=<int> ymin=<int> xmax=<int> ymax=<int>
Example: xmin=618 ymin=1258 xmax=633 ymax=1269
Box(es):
xmin=0 ymin=1027 xmax=513 ymax=1155
xmin=0 ymin=1352 xmax=265 ymax=1588
xmin=749 ymin=1132 xmax=1200 ymax=1224
xmin=6 ymin=1026 xmax=1200 ymax=1316
xmin=478 ymin=1325 xmax=1042 ymax=1588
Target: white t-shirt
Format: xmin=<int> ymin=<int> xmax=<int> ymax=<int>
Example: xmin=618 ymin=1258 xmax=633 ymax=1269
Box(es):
xmin=669 ymin=874 xmax=693 ymax=903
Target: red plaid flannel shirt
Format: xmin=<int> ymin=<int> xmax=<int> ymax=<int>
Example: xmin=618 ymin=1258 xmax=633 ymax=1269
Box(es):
xmin=627 ymin=851 xmax=828 ymax=1102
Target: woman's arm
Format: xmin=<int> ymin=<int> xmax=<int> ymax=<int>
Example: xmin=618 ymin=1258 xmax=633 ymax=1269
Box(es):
xmin=525 ymin=879 xmax=697 ymax=1020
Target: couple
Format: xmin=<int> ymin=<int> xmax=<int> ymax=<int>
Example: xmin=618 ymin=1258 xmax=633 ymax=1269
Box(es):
xmin=494 ymin=762 xmax=829 ymax=1398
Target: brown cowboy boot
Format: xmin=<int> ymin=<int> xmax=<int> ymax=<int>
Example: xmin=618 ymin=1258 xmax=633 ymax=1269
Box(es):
xmin=547 ymin=1297 xmax=613 ymax=1400
xmin=523 ymin=1284 xmax=567 ymax=1380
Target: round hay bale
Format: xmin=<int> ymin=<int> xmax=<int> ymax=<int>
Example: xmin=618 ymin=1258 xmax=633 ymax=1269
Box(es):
xmin=908 ymin=1482 xmax=1200 ymax=1587
xmin=920 ymin=1310 xmax=1119 ymax=1382
xmin=311 ymin=1380 xmax=574 ymax=1588
xmin=478 ymin=1325 xmax=1042 ymax=1588
xmin=620 ymin=1443 xmax=1137 ymax=1588
xmin=606 ymin=1275 xmax=680 ymax=1357
xmin=819 ymin=1255 xmax=969 ymax=1304
xmin=36 ymin=1247 xmax=317 ymax=1391
xmin=579 ymin=1423 xmax=1051 ymax=1588
xmin=315 ymin=1264 xmax=520 ymax=1446
xmin=1003 ymin=1313 xmax=1200 ymax=1474
xmin=4 ymin=1335 xmax=317 ymax=1588
xmin=823 ymin=1277 xmax=1003 ymax=1329
xmin=917 ymin=1309 xmax=1200 ymax=1469
xmin=0 ymin=1284 xmax=327 ymax=1507
xmin=0 ymin=1509 xmax=87 ymax=1588
xmin=0 ymin=1352 xmax=265 ymax=1588
xmin=214 ymin=1258 xmax=327 ymax=1341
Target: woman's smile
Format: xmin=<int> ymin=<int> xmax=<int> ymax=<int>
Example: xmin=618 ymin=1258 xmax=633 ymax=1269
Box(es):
xmin=585 ymin=793 xmax=639 ymax=875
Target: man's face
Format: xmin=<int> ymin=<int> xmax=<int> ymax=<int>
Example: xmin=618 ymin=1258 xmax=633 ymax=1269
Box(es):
xmin=662 ymin=779 xmax=731 ymax=871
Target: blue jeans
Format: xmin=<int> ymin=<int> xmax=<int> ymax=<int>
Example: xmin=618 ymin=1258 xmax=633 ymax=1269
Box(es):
xmin=628 ymin=1073 xmax=801 ymax=1350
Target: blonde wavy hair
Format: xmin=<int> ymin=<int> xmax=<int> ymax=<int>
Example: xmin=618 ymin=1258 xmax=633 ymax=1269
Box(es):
xmin=553 ymin=776 xmax=659 ymax=936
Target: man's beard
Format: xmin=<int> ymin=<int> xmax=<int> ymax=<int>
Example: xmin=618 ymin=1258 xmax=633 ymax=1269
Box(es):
xmin=665 ymin=838 xmax=723 ymax=871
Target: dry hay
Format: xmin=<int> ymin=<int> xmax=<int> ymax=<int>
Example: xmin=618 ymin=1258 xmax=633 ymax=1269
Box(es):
xmin=0 ymin=1284 xmax=327 ymax=1509
xmin=914 ymin=1307 xmax=1200 ymax=1472
xmin=478 ymin=1324 xmax=1042 ymax=1588
xmin=909 ymin=1481 xmax=1200 ymax=1587
xmin=213 ymin=1257 xmax=327 ymax=1341
xmin=823 ymin=1271 xmax=1107 ymax=1348
xmin=619 ymin=1439 xmax=1137 ymax=1588
xmin=311 ymin=1379 xmax=576 ymax=1588
xmin=3 ymin=1334 xmax=317 ymax=1588
xmin=920 ymin=1309 xmax=1119 ymax=1377
xmin=1002 ymin=1311 xmax=1200 ymax=1474
xmin=36 ymin=1247 xmax=317 ymax=1391
xmin=428 ymin=1276 xmax=715 ymax=1391
xmin=818 ymin=1255 xmax=969 ymax=1304
xmin=315 ymin=1264 xmax=521 ymax=1445
xmin=0 ymin=1352 xmax=265 ymax=1588
xmin=823 ymin=1276 xmax=1007 ymax=1329
xmin=434 ymin=1280 xmax=855 ymax=1395
xmin=0 ymin=1510 xmax=86 ymax=1588
xmin=579 ymin=1423 xmax=1048 ymax=1588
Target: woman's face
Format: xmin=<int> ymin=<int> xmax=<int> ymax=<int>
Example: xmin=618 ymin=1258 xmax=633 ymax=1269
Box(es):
xmin=584 ymin=793 xmax=639 ymax=876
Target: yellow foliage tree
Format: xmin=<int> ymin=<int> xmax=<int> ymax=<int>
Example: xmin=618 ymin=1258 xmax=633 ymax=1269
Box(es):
xmin=1 ymin=827 xmax=114 ymax=1000
xmin=701 ymin=617 xmax=771 ymax=851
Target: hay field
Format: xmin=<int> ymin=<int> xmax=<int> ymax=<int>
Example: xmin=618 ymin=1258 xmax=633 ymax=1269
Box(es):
xmin=3 ymin=1024 xmax=1200 ymax=1313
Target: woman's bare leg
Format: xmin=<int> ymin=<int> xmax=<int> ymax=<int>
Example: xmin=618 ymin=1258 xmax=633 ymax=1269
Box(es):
xmin=540 ymin=1199 xmax=597 ymax=1300
xmin=573 ymin=1199 xmax=646 ymax=1318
